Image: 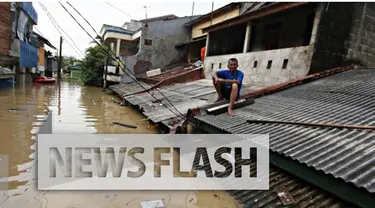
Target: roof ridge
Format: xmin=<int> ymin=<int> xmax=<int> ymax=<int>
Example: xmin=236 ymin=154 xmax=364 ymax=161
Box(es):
xmin=187 ymin=64 xmax=358 ymax=117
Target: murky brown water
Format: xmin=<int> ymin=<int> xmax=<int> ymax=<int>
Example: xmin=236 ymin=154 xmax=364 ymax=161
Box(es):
xmin=0 ymin=75 xmax=240 ymax=208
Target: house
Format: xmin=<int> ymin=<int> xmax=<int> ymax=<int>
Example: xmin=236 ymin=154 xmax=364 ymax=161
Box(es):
xmin=69 ymin=65 xmax=82 ymax=79
xmin=100 ymin=14 xmax=200 ymax=85
xmin=200 ymin=2 xmax=375 ymax=89
xmin=32 ymin=32 xmax=56 ymax=76
xmin=0 ymin=2 xmax=38 ymax=74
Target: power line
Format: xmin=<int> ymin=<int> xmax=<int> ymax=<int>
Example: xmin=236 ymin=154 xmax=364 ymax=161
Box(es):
xmin=38 ymin=2 xmax=85 ymax=58
xmin=33 ymin=26 xmax=59 ymax=49
xmin=63 ymin=2 xmax=185 ymax=119
xmin=39 ymin=2 xmax=84 ymax=58
xmin=60 ymin=2 xmax=185 ymax=119
xmin=105 ymin=2 xmax=133 ymax=19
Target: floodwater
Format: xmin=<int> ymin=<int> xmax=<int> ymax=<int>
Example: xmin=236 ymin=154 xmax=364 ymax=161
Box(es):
xmin=0 ymin=75 xmax=240 ymax=208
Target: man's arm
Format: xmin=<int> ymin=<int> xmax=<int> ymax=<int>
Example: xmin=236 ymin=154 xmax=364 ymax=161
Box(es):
xmin=220 ymin=72 xmax=244 ymax=85
xmin=219 ymin=79 xmax=240 ymax=84
xmin=212 ymin=71 xmax=219 ymax=81
xmin=212 ymin=70 xmax=225 ymax=83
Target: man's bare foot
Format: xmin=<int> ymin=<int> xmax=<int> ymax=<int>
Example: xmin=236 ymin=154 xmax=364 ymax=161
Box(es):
xmin=215 ymin=97 xmax=223 ymax=102
xmin=228 ymin=107 xmax=235 ymax=116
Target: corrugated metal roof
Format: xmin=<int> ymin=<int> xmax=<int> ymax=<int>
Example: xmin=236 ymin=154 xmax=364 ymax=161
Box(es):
xmin=193 ymin=149 xmax=348 ymax=207
xmin=0 ymin=67 xmax=15 ymax=75
xmin=230 ymin=167 xmax=347 ymax=207
xmin=193 ymin=68 xmax=375 ymax=193
xmin=117 ymin=79 xmax=253 ymax=128
xmin=244 ymin=2 xmax=280 ymax=14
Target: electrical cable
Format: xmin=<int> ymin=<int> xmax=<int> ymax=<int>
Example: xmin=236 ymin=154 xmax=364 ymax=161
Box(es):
xmin=60 ymin=2 xmax=186 ymax=119
xmin=64 ymin=2 xmax=186 ymax=119
xmin=38 ymin=2 xmax=85 ymax=58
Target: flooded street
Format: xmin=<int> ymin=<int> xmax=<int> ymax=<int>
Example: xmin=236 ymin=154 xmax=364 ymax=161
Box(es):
xmin=0 ymin=75 xmax=239 ymax=208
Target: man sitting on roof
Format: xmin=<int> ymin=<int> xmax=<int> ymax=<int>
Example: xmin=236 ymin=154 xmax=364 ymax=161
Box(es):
xmin=212 ymin=58 xmax=244 ymax=116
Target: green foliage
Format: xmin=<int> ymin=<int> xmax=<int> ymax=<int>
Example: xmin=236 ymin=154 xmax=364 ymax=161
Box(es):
xmin=79 ymin=44 xmax=110 ymax=86
xmin=62 ymin=56 xmax=77 ymax=72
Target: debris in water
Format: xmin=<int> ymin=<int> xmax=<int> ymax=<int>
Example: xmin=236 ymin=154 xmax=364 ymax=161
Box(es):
xmin=140 ymin=199 xmax=165 ymax=208
xmin=214 ymin=194 xmax=220 ymax=199
xmin=8 ymin=108 xmax=26 ymax=112
xmin=113 ymin=121 xmax=137 ymax=129
xmin=275 ymin=186 xmax=295 ymax=205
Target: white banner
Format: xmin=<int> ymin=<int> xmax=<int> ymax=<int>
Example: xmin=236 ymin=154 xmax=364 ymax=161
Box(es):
xmin=37 ymin=133 xmax=269 ymax=190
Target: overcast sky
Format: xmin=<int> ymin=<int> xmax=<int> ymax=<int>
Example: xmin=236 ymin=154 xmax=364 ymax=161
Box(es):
xmin=33 ymin=1 xmax=231 ymax=59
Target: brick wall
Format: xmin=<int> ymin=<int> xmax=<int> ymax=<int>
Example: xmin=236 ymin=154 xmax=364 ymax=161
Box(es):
xmin=310 ymin=2 xmax=375 ymax=73
xmin=0 ymin=2 xmax=11 ymax=56
xmin=309 ymin=3 xmax=356 ymax=73
xmin=346 ymin=3 xmax=375 ymax=67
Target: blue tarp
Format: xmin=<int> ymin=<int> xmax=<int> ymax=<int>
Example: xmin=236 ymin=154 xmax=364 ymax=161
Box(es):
xmin=20 ymin=2 xmax=38 ymax=24
xmin=20 ymin=41 xmax=38 ymax=67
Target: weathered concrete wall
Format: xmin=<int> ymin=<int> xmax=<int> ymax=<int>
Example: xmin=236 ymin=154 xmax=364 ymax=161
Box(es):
xmin=344 ymin=3 xmax=375 ymax=67
xmin=122 ymin=20 xmax=143 ymax=31
xmin=204 ymin=46 xmax=313 ymax=88
xmin=121 ymin=17 xmax=193 ymax=83
xmin=309 ymin=3 xmax=369 ymax=73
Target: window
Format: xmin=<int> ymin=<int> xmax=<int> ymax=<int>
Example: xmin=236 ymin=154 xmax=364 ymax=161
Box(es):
xmin=115 ymin=65 xmax=120 ymax=74
xmin=267 ymin=60 xmax=272 ymax=69
xmin=253 ymin=61 xmax=258 ymax=68
xmin=219 ymin=63 xmax=222 ymax=69
xmin=282 ymin=59 xmax=289 ymax=69
xmin=208 ymin=23 xmax=247 ymax=56
xmin=144 ymin=39 xmax=152 ymax=46
xmin=211 ymin=63 xmax=214 ymax=69
xmin=262 ymin=22 xmax=282 ymax=50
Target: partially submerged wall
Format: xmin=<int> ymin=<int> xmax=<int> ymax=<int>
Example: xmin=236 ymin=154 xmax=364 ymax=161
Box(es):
xmin=204 ymin=46 xmax=313 ymax=88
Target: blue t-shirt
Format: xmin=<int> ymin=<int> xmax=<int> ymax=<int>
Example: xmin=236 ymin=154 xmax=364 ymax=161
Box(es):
xmin=216 ymin=69 xmax=244 ymax=98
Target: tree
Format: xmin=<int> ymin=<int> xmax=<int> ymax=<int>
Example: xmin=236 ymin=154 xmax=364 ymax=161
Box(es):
xmin=80 ymin=44 xmax=110 ymax=86
xmin=62 ymin=56 xmax=77 ymax=73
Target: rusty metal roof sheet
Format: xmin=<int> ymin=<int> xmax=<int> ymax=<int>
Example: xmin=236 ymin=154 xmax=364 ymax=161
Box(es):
xmin=109 ymin=82 xmax=152 ymax=97
xmin=193 ymin=68 xmax=375 ymax=194
xmin=139 ymin=64 xmax=197 ymax=81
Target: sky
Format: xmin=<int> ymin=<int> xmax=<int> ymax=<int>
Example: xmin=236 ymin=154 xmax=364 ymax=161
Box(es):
xmin=33 ymin=1 xmax=232 ymax=59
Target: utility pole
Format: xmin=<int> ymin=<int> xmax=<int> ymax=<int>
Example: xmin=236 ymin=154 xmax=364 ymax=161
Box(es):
xmin=57 ymin=36 xmax=63 ymax=79
xmin=103 ymin=54 xmax=108 ymax=90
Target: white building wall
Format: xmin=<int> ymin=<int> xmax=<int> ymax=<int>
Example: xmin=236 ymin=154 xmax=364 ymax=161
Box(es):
xmin=204 ymin=46 xmax=313 ymax=89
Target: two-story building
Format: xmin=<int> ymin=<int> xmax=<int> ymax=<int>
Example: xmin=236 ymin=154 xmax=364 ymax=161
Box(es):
xmin=100 ymin=14 xmax=200 ymax=85
xmin=0 ymin=2 xmax=39 ymax=74
xmin=32 ymin=32 xmax=56 ymax=76
xmin=201 ymin=2 xmax=375 ymax=89
xmin=178 ymin=2 xmax=262 ymax=63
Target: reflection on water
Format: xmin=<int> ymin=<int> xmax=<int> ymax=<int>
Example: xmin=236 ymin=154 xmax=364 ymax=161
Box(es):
xmin=0 ymin=76 xmax=156 ymax=188
xmin=0 ymin=76 xmax=239 ymax=208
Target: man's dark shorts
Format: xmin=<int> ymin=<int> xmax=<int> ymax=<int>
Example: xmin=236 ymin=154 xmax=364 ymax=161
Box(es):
xmin=223 ymin=85 xmax=241 ymax=100
xmin=221 ymin=86 xmax=231 ymax=100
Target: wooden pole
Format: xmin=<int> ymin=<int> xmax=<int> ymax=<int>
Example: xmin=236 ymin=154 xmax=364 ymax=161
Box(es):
xmin=57 ymin=36 xmax=63 ymax=79
xmin=103 ymin=55 xmax=108 ymax=89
